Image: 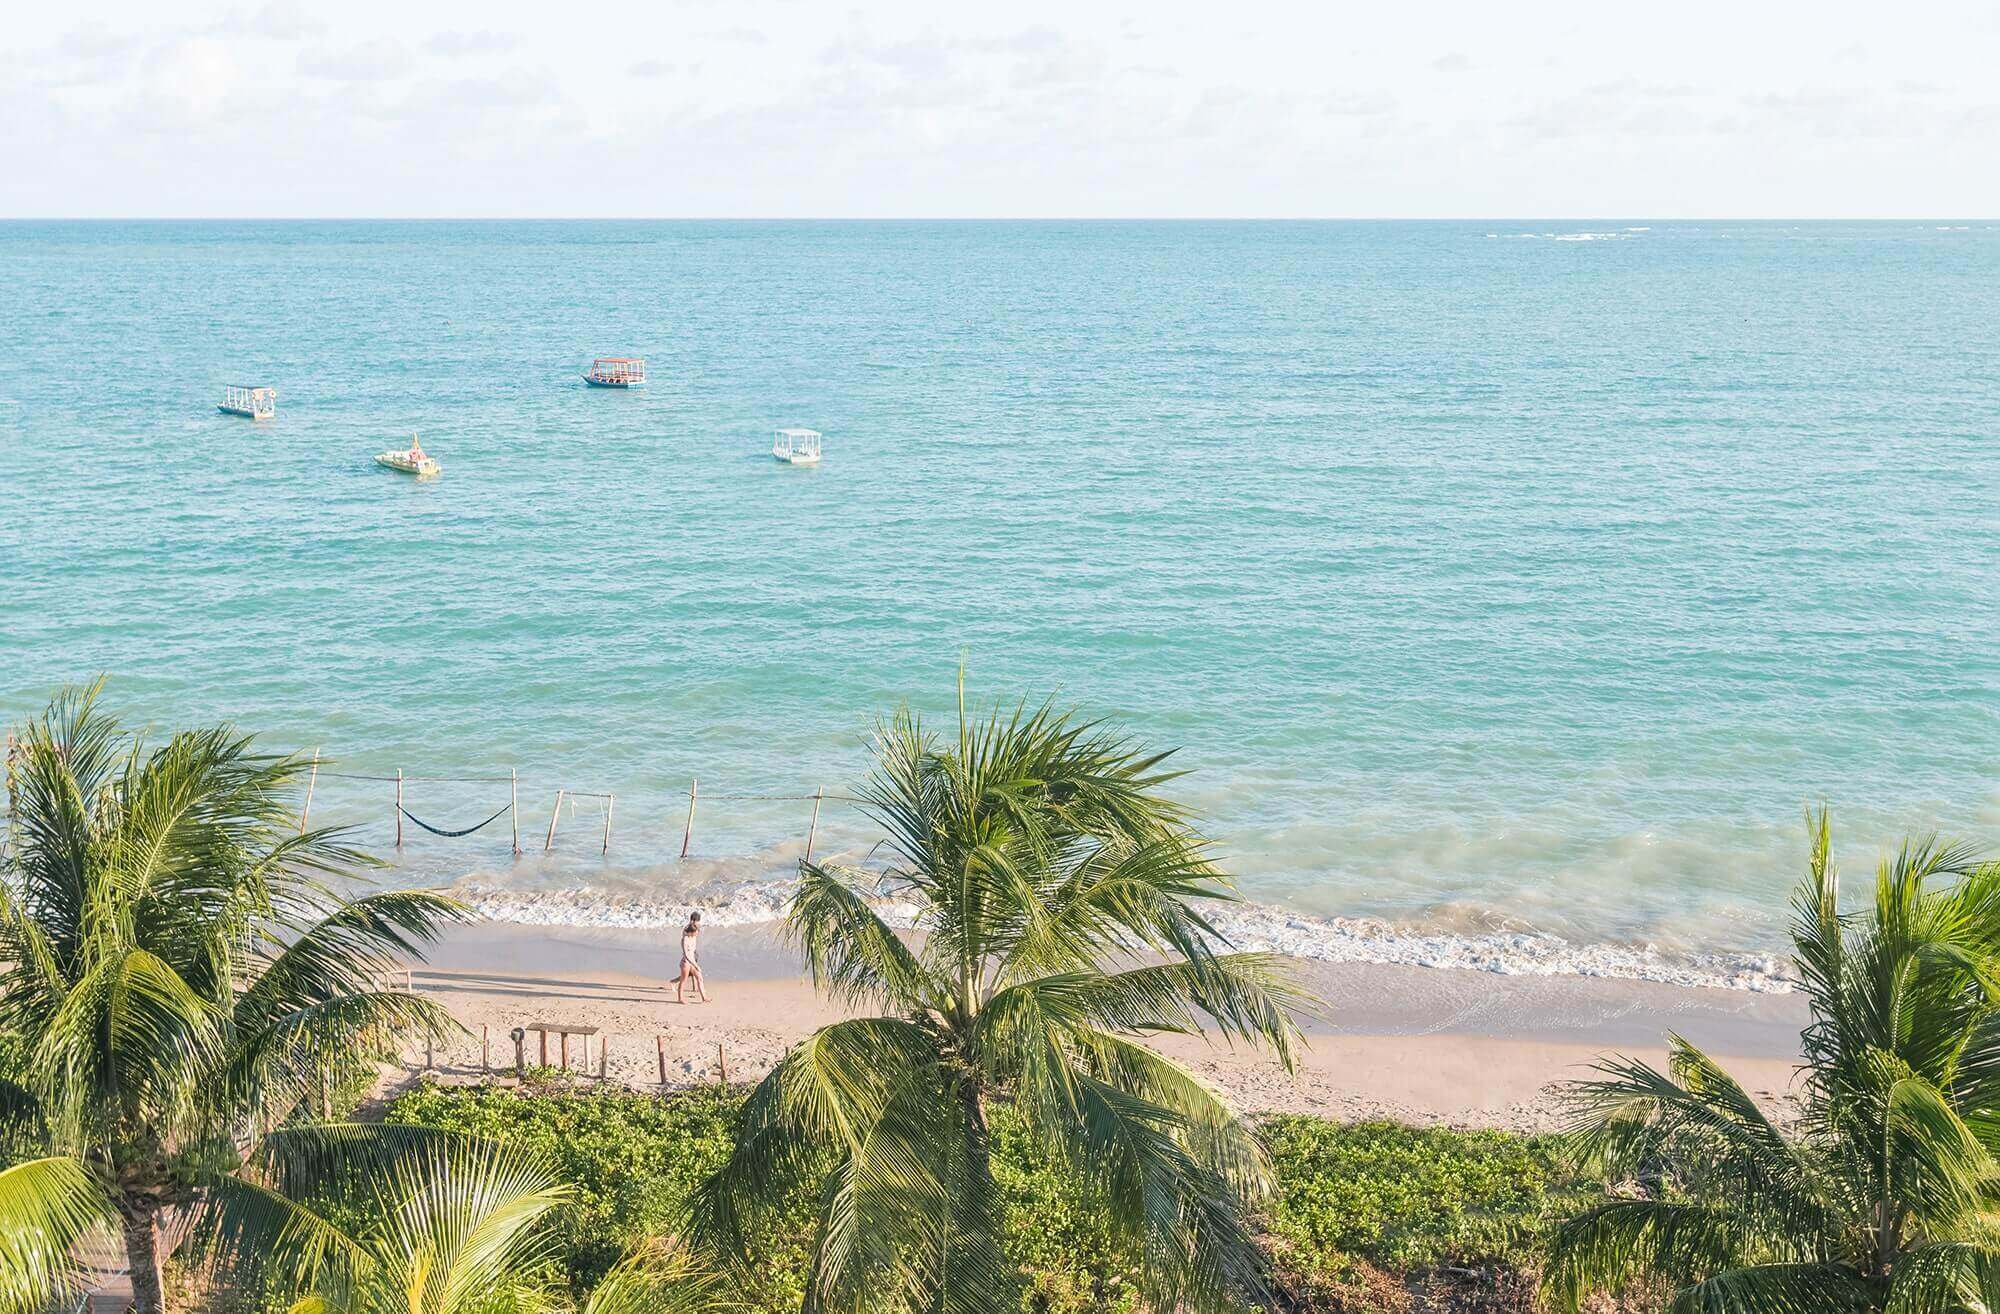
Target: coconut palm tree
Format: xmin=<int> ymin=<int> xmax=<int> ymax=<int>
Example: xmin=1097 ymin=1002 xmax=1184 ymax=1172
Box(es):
xmin=1545 ymin=812 xmax=2000 ymax=1314
xmin=692 ymin=690 xmax=1309 ymax=1314
xmin=0 ymin=682 xmax=466 ymax=1314
xmin=278 ymin=1137 xmax=740 ymax=1314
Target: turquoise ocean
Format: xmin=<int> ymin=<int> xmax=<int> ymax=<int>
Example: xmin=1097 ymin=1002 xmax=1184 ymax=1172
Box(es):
xmin=3 ymin=220 xmax=1996 ymax=987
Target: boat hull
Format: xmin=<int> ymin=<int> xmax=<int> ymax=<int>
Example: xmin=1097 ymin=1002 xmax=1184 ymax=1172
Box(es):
xmin=375 ymin=453 xmax=440 ymax=478
xmin=583 ymin=376 xmax=641 ymax=388
xmin=219 ymin=405 xmax=272 ymax=419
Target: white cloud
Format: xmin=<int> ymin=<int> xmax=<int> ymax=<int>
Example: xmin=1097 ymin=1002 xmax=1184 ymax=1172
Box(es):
xmin=425 ymin=30 xmax=520 ymax=57
xmin=2 ymin=0 xmax=1998 ymax=217
xmin=297 ymin=39 xmax=414 ymax=83
xmin=240 ymin=0 xmax=324 ymax=40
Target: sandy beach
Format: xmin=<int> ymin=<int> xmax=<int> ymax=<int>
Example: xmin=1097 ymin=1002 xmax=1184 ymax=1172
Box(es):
xmin=391 ymin=922 xmax=1808 ymax=1132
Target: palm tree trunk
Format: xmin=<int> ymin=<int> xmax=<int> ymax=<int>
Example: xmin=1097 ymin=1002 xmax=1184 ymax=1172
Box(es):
xmin=120 ymin=1204 xmax=169 ymax=1314
xmin=959 ymin=1080 xmax=992 ymax=1174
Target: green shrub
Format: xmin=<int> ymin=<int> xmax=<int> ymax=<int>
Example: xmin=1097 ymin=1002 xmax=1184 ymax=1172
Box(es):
xmin=1260 ymin=1118 xmax=1586 ymax=1310
xmin=386 ymin=1083 xmax=810 ymax=1310
xmin=383 ymin=1088 xmax=1582 ymax=1313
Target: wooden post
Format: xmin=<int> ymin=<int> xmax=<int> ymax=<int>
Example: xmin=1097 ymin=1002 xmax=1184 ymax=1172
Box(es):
xmin=300 ymin=748 xmax=320 ymax=834
xmin=510 ymin=768 xmax=521 ymax=856
xmin=544 ymin=789 xmax=565 ymax=852
xmin=598 ymin=1038 xmax=608 ymax=1080
xmin=602 ymin=793 xmax=614 ymax=854
xmin=481 ymin=1024 xmax=490 ymax=1073
xmin=680 ymin=778 xmax=698 ymax=859
xmin=717 ymin=1043 xmax=728 ymax=1088
xmin=560 ymin=1032 xmax=570 ymax=1072
xmin=424 ymin=1034 xmax=433 ymax=1071
xmin=394 ymin=769 xmax=404 ymax=848
xmin=539 ymin=1029 xmax=548 ymax=1067
xmin=656 ymin=1034 xmax=667 ymax=1086
xmin=514 ymin=1028 xmax=526 ymax=1077
xmin=804 ymin=786 xmax=823 ymax=863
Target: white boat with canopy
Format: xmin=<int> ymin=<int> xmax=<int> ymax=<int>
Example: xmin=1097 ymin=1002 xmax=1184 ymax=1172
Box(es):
xmin=375 ymin=434 xmax=440 ymax=478
xmin=220 ymin=384 xmax=276 ymax=420
xmin=772 ymin=427 xmax=822 ymax=465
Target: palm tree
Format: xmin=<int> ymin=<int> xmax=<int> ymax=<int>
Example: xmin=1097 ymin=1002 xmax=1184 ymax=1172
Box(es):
xmin=279 ymin=1137 xmax=740 ymax=1314
xmin=0 ymin=682 xmax=466 ymax=1314
xmin=692 ymin=690 xmax=1308 ymax=1314
xmin=1545 ymin=811 xmax=2000 ymax=1313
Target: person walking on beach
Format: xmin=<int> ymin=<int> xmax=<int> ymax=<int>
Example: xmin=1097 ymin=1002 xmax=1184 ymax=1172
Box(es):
xmin=675 ymin=910 xmax=709 ymax=1003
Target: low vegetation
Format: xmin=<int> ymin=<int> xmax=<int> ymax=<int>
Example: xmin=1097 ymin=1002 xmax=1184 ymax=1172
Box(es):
xmin=387 ymin=1083 xmax=1589 ymax=1313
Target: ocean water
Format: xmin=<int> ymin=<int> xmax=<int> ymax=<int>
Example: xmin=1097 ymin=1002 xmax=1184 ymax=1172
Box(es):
xmin=3 ymin=220 xmax=1997 ymax=987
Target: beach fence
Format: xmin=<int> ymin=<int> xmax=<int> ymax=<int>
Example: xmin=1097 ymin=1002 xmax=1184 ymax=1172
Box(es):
xmin=288 ymin=752 xmax=853 ymax=863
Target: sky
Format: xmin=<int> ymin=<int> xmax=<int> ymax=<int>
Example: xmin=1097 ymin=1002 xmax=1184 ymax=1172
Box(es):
xmin=3 ymin=0 xmax=1997 ymax=218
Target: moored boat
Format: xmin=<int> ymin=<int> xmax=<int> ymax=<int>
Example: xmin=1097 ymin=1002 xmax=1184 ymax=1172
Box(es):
xmin=584 ymin=357 xmax=645 ymax=387
xmin=773 ymin=427 xmax=822 ymax=465
xmin=220 ymin=384 xmax=276 ymax=420
xmin=375 ymin=435 xmax=440 ymax=478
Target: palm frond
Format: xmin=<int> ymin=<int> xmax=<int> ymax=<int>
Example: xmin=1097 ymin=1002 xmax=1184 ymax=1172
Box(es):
xmin=1666 ymin=1262 xmax=1874 ymax=1314
xmin=4 ymin=683 xmax=120 ymax=965
xmin=1885 ymin=1240 xmax=2000 ymax=1314
xmin=182 ymin=1171 xmax=373 ymax=1300
xmin=1561 ymin=1043 xmax=1834 ymax=1240
xmin=804 ymin=1076 xmax=1009 ymax=1314
xmin=1882 ymin=1073 xmax=1998 ymax=1233
xmin=251 ymin=1121 xmax=476 ymax=1204
xmin=1065 ymin=1030 xmax=1272 ymax=1200
xmin=34 ymin=945 xmax=223 ymax=1149
xmin=240 ymin=891 xmax=468 ymax=1032
xmin=581 ymin=1237 xmax=745 ymax=1314
xmin=1542 ymin=1199 xmax=1761 ymax=1312
xmin=981 ymin=956 xmax=1305 ymax=1071
xmin=0 ymin=1156 xmax=113 ymax=1314
xmin=1055 ymin=1071 xmax=1269 ymax=1313
xmin=785 ymin=864 xmax=937 ymax=1011
xmin=689 ymin=1018 xmax=940 ymax=1256
xmin=372 ymin=1139 xmax=569 ymax=1314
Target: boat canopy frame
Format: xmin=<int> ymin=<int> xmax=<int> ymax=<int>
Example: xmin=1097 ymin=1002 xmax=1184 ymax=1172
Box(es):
xmin=585 ymin=357 xmax=646 ymax=386
xmin=220 ymin=384 xmax=277 ymax=420
xmin=773 ymin=427 xmax=822 ymax=462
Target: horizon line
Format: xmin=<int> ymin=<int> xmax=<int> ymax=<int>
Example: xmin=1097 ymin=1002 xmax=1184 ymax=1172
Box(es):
xmin=3 ymin=215 xmax=1998 ymax=224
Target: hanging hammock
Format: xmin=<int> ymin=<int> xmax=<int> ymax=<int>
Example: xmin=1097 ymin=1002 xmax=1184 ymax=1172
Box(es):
xmin=398 ymin=803 xmax=512 ymax=838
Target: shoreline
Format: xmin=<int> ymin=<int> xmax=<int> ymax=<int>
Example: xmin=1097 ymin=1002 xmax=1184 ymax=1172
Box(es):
xmin=392 ymin=921 xmax=1807 ymax=1132
xmin=449 ymin=875 xmax=1800 ymax=995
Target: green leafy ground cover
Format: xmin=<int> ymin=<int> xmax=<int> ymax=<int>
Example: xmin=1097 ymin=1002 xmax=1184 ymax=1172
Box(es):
xmin=386 ymin=1085 xmax=1593 ymax=1312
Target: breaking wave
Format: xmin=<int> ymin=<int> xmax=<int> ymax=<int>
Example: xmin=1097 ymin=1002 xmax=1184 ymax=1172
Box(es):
xmin=452 ymin=876 xmax=1798 ymax=994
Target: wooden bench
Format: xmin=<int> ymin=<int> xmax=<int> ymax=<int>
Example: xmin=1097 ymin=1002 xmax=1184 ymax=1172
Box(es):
xmin=526 ymin=1021 xmax=599 ymax=1073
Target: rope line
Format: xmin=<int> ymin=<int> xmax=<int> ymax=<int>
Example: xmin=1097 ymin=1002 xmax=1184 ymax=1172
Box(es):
xmin=696 ymin=792 xmax=866 ymax=803
xmin=311 ymin=774 xmax=853 ymax=803
xmin=397 ymin=803 xmax=513 ymax=838
xmin=322 ymin=771 xmax=515 ymax=784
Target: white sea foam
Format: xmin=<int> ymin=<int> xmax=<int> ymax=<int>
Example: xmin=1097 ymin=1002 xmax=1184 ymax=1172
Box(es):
xmin=1503 ymin=230 xmax=1643 ymax=242
xmin=454 ymin=878 xmax=1798 ymax=994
